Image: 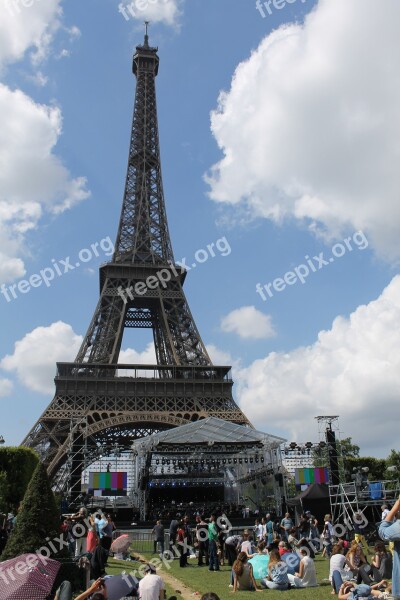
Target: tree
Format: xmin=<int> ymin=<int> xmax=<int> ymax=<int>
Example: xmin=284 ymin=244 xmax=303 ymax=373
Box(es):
xmin=384 ymin=449 xmax=400 ymax=481
xmin=346 ymin=456 xmax=387 ymax=481
xmin=1 ymin=462 xmax=64 ymax=560
xmin=0 ymin=472 xmax=10 ymax=514
xmin=0 ymin=446 xmax=39 ymax=511
xmin=313 ymin=436 xmax=360 ymax=480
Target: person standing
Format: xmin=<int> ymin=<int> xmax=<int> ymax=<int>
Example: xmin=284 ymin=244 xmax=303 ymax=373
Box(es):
xmin=208 ymin=514 xmax=220 ymax=572
xmin=254 ymin=519 xmax=263 ymax=544
xmin=196 ymin=515 xmax=209 ymax=566
xmin=322 ymin=514 xmax=334 ymax=558
xmin=225 ymin=534 xmax=242 ymax=566
xmin=152 ymin=520 xmax=165 ymax=558
xmin=169 ymin=516 xmax=179 ymax=549
xmin=86 ymin=514 xmax=99 ymax=553
xmin=265 ymin=514 xmax=274 ymax=545
xmin=99 ymin=514 xmax=114 ymax=552
xmin=280 ymin=513 xmax=294 ymax=542
xmin=177 ymin=520 xmax=187 ymax=568
xmin=71 ymin=507 xmax=89 ymax=557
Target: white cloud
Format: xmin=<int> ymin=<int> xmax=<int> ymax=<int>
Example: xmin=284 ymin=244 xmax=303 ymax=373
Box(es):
xmin=1 ymin=321 xmax=82 ymax=394
xmin=206 ymin=0 xmax=400 ymax=262
xmin=206 ymin=344 xmax=233 ymax=366
xmin=0 ymin=84 xmax=90 ymax=283
xmin=117 ymin=0 xmax=184 ymax=27
xmin=119 ymin=343 xmax=157 ymax=364
xmin=235 ymin=276 xmax=400 ymax=456
xmin=0 ymin=0 xmax=62 ymax=69
xmin=0 ymin=378 xmax=13 ymax=397
xmin=221 ymin=305 xmax=275 ymax=339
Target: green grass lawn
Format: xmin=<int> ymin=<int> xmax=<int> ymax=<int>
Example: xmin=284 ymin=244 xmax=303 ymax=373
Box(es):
xmin=154 ymin=553 xmax=333 ymax=600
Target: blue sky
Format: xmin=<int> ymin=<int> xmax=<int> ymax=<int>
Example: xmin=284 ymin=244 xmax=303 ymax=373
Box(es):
xmin=0 ymin=0 xmax=399 ymax=457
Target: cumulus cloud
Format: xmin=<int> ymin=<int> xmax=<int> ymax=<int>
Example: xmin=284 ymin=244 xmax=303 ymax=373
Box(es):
xmin=221 ymin=305 xmax=275 ymax=339
xmin=206 ymin=0 xmax=400 ymax=261
xmin=117 ymin=0 xmax=184 ymax=27
xmin=235 ymin=276 xmax=400 ymax=456
xmin=206 ymin=344 xmax=233 ymax=366
xmin=0 ymin=322 xmax=174 ymax=393
xmin=0 ymin=84 xmax=90 ymax=283
xmin=119 ymin=344 xmax=157 ymax=364
xmin=1 ymin=321 xmax=82 ymax=394
xmin=0 ymin=0 xmax=62 ymax=69
xmin=0 ymin=378 xmax=13 ymax=397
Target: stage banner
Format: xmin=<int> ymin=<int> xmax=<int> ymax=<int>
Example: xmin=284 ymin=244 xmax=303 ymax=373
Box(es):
xmin=88 ymin=471 xmax=128 ymax=496
xmin=295 ymin=467 xmax=329 ymax=487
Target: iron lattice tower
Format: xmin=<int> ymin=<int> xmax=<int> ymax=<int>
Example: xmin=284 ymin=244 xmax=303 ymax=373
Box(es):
xmin=22 ymin=29 xmax=250 ymax=498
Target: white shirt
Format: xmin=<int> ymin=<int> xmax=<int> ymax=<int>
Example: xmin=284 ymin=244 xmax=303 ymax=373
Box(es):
xmin=139 ymin=574 xmax=165 ymax=600
xmin=255 ymin=524 xmax=263 ymax=540
xmin=329 ymin=554 xmax=347 ymax=581
xmin=300 ymin=556 xmax=318 ymax=587
xmin=241 ymin=540 xmax=253 ymax=554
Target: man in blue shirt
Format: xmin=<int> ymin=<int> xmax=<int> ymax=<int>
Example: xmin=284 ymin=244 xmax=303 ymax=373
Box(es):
xmin=280 ymin=513 xmax=294 ymax=542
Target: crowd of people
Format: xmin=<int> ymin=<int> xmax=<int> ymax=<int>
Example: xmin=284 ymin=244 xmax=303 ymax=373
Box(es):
xmin=2 ymin=498 xmax=400 ymax=599
xmin=146 ymin=501 xmax=400 ymax=598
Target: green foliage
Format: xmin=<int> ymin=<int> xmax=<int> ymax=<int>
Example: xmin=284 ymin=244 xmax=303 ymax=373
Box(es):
xmin=340 ymin=438 xmax=360 ymax=460
xmin=1 ymin=462 xmax=65 ymax=561
xmin=346 ymin=456 xmax=387 ymax=481
xmin=0 ymin=446 xmax=39 ymax=511
xmin=286 ymin=478 xmax=297 ymax=498
xmin=384 ymin=449 xmax=400 ymax=481
xmin=312 ymin=435 xmax=400 ymax=484
xmin=0 ymin=471 xmax=10 ymax=514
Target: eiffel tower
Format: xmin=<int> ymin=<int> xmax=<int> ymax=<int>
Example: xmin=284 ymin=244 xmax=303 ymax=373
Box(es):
xmin=22 ymin=25 xmax=250 ymax=499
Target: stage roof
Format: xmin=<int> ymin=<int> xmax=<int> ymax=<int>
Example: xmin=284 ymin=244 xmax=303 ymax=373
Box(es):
xmin=131 ymin=416 xmax=286 ymax=450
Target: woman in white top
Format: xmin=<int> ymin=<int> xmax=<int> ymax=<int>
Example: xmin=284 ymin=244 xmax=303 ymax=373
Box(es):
xmin=287 ymin=549 xmax=318 ymax=587
xmin=329 ymin=543 xmax=353 ymax=594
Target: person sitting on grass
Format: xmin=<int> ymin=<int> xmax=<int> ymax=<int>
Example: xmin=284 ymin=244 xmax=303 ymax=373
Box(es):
xmin=232 ymin=552 xmax=260 ymax=592
xmin=358 ymin=542 xmax=392 ymax=584
xmin=260 ymin=548 xmax=290 ymax=590
xmin=347 ymin=541 xmax=368 ymax=581
xmin=278 ymin=541 xmax=290 ymax=557
xmin=256 ymin=541 xmax=267 ymax=554
xmin=55 ymin=578 xmax=108 ymax=600
xmin=55 ymin=574 xmax=140 ymax=600
xmin=287 ymin=548 xmax=318 ymax=588
xmin=330 ymin=543 xmax=353 ymax=594
xmin=337 ymin=580 xmax=390 ymax=600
